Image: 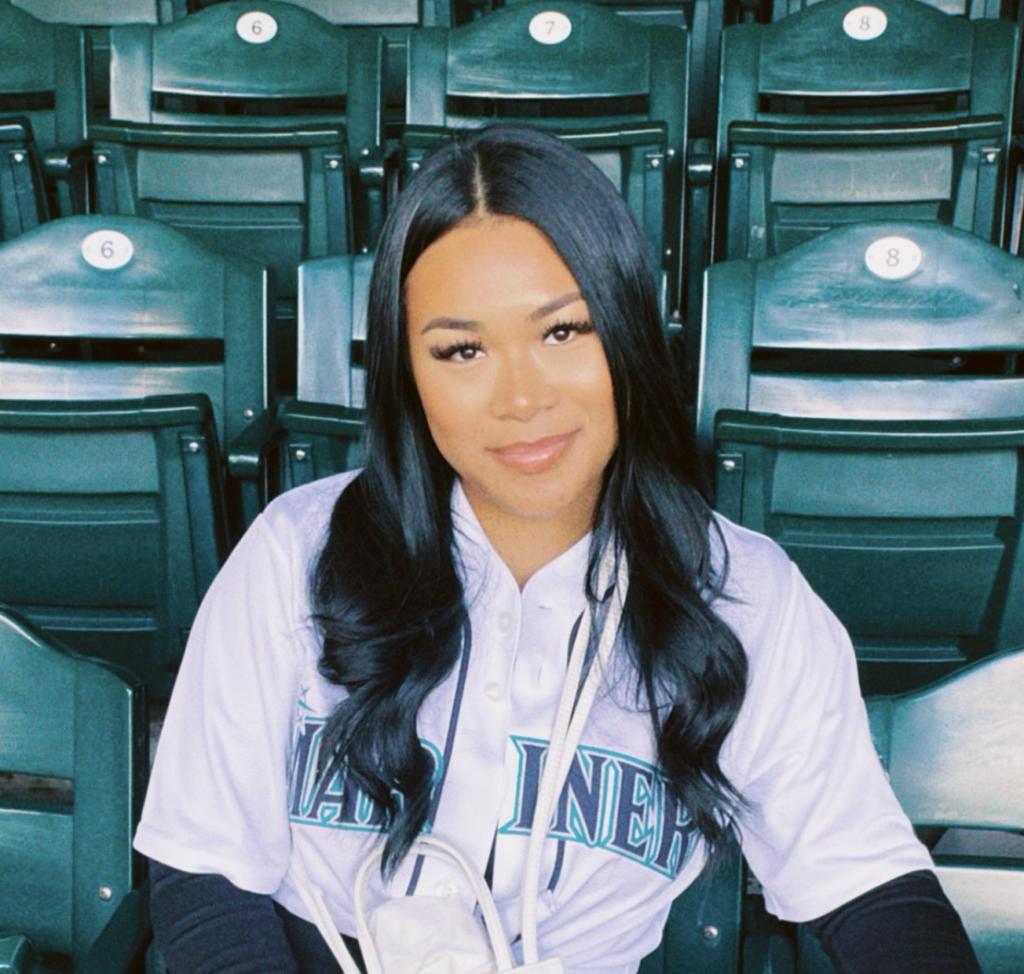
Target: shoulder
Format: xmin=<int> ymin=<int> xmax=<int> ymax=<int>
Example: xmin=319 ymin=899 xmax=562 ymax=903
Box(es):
xmin=708 ymin=512 xmax=853 ymax=705
xmin=253 ymin=469 xmax=363 ymax=566
xmin=708 ymin=512 xmax=799 ymax=623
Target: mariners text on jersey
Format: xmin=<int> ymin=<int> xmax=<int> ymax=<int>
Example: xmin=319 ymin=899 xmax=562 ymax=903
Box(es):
xmin=288 ymin=715 xmax=697 ymax=879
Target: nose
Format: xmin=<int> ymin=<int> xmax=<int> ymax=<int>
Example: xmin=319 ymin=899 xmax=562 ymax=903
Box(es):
xmin=491 ymin=349 xmax=558 ymax=421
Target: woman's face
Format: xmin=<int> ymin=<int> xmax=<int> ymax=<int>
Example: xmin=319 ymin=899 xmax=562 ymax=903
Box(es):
xmin=405 ymin=215 xmax=618 ymax=541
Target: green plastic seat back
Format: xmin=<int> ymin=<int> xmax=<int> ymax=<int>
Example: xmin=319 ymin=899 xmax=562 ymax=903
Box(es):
xmin=270 ymin=252 xmax=369 ymax=490
xmin=638 ymin=840 xmax=744 ymax=974
xmin=240 ymin=0 xmax=440 ymax=24
xmin=298 ymin=252 xmax=371 ymax=409
xmin=0 ymin=3 xmax=86 ymax=150
xmin=90 ymin=0 xmax=387 ymax=290
xmin=0 ymin=607 xmax=146 ymax=962
xmin=500 ymin=0 xmax=720 ymax=138
xmin=715 ymin=0 xmax=1017 ymax=260
xmin=0 ymin=213 xmax=272 ymax=453
xmin=698 ymin=221 xmax=1024 ymax=450
xmin=794 ymin=652 xmax=1024 ymax=972
xmin=8 ymin=0 xmax=168 ymax=124
xmin=700 ymin=222 xmax=1024 ymax=693
xmin=8 ymin=0 xmax=162 ymax=24
xmin=0 ymin=117 xmax=48 ymax=241
xmin=405 ymin=0 xmax=687 ymax=312
xmin=0 ymin=395 xmax=228 ymax=696
xmin=770 ymin=0 xmax=1003 ymax=18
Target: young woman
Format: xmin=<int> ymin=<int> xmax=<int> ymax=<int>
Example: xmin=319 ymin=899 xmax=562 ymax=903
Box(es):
xmin=137 ymin=125 xmax=979 ymax=973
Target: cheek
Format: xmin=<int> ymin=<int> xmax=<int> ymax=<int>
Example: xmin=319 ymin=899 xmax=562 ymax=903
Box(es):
xmin=414 ymin=370 xmax=482 ymax=457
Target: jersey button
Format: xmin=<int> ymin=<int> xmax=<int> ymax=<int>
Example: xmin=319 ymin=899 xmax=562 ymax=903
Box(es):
xmin=498 ymin=612 xmax=513 ymax=633
xmin=435 ymin=882 xmax=459 ymax=899
xmin=484 ymin=681 xmax=503 ymax=702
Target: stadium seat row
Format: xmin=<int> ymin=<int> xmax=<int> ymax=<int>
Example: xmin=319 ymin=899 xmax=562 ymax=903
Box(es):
xmin=0 ymin=0 xmax=1020 ymax=341
xmin=4 ymin=211 xmax=1024 ymax=702
xmin=1 ymin=601 xmax=1022 ymax=972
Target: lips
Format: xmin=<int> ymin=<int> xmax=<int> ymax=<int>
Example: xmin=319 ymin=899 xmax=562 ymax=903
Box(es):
xmin=487 ymin=431 xmax=578 ymax=473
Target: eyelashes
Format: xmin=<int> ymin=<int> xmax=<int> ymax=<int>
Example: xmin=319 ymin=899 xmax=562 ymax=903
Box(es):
xmin=429 ymin=338 xmax=485 ymax=362
xmin=543 ymin=320 xmax=595 ymax=343
xmin=428 ymin=320 xmax=595 ymax=362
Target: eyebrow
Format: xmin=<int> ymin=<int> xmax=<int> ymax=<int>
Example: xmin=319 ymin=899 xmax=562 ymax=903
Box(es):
xmin=419 ymin=291 xmax=585 ymax=334
xmin=527 ymin=290 xmax=585 ymax=322
xmin=420 ymin=316 xmax=481 ymax=335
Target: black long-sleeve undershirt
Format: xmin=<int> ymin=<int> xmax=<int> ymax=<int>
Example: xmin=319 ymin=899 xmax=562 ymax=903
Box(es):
xmin=149 ymin=860 xmax=981 ymax=974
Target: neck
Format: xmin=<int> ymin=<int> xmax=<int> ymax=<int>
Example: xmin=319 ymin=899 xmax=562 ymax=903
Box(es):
xmin=468 ymin=497 xmax=595 ymax=590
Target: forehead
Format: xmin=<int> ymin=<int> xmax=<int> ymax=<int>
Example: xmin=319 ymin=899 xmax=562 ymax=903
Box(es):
xmin=404 ymin=215 xmax=582 ymax=321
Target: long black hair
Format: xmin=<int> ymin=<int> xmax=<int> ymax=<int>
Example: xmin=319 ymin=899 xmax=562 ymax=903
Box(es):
xmin=312 ymin=125 xmax=747 ymax=876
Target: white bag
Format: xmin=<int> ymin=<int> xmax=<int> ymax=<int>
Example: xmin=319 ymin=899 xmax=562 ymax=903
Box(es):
xmin=291 ymin=548 xmax=629 ymax=974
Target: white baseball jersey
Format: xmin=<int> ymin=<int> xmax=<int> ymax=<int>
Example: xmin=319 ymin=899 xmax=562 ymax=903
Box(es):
xmin=135 ymin=470 xmax=932 ymax=974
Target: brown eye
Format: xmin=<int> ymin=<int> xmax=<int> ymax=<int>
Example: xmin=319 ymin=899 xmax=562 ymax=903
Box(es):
xmin=543 ymin=321 xmax=595 ymax=345
xmin=430 ymin=340 xmax=486 ymax=362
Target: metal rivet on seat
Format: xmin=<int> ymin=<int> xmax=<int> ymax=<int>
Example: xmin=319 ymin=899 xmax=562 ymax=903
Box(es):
xmin=187 ymin=441 xmax=200 ymax=454
xmin=734 ymin=157 xmax=745 ymax=169
xmin=99 ymin=886 xmax=113 ymax=901
xmin=294 ymin=449 xmax=308 ymax=462
xmin=702 ymin=926 xmax=719 ymax=941
xmin=360 ymin=147 xmax=370 ymax=156
xmin=721 ymin=459 xmax=737 ymax=472
xmin=984 ymin=150 xmax=997 ymax=164
xmin=328 ymin=158 xmax=340 ymax=170
xmin=96 ymin=154 xmax=108 ymax=165
xmin=12 ymin=152 xmax=24 ymax=163
xmin=243 ymin=408 xmax=254 ymax=419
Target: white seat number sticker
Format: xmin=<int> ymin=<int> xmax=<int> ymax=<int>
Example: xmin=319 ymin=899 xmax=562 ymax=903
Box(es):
xmin=529 ymin=11 xmax=572 ymax=45
xmin=864 ymin=235 xmax=922 ymax=281
xmin=236 ymin=11 xmax=278 ymax=44
xmin=843 ymin=5 xmax=887 ymax=40
xmin=81 ymin=230 xmax=134 ymax=271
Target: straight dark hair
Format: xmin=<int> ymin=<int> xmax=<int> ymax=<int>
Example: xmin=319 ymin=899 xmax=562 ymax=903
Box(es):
xmin=312 ymin=125 xmax=747 ymax=876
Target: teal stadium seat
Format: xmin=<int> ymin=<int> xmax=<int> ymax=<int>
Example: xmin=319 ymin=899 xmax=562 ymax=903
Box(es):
xmin=89 ymin=0 xmax=387 ymax=305
xmin=189 ymin=0 xmax=447 ymax=22
xmin=0 ymin=214 xmax=272 ymax=692
xmin=770 ymin=0 xmax=1005 ymax=21
xmin=229 ymin=252 xmax=369 ymax=500
xmin=404 ymin=0 xmax=688 ymax=316
xmin=638 ymin=840 xmax=745 ymax=974
xmin=499 ymin=0 xmax=721 ymax=139
xmin=0 ymin=118 xmax=47 ymax=241
xmin=5 ymin=0 xmax=165 ymax=22
xmin=0 ymin=2 xmax=88 ymax=216
xmin=4 ymin=0 xmax=175 ymax=124
xmin=0 ymin=606 xmax=150 ymax=972
xmin=792 ymin=651 xmax=1024 ymax=973
xmin=698 ymin=221 xmax=1024 ymax=694
xmin=228 ymin=0 xmax=453 ymax=122
xmin=714 ymin=0 xmax=1017 ymax=261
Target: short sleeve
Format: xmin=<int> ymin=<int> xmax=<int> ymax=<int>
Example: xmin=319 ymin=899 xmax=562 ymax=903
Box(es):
xmin=718 ymin=545 xmax=933 ymax=923
xmin=134 ymin=511 xmax=316 ymax=893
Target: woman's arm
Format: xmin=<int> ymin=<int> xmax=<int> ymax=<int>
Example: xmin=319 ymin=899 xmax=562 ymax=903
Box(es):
xmin=149 ymin=860 xmax=359 ymax=974
xmin=810 ymin=870 xmax=981 ymax=974
xmin=149 ymin=860 xmax=299 ymax=974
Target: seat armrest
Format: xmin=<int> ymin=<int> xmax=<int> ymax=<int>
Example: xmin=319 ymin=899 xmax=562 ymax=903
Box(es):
xmin=687 ymin=137 xmax=713 ymax=186
xmin=74 ymin=881 xmax=152 ymax=974
xmin=227 ymin=406 xmax=284 ymax=483
xmin=41 ymin=142 xmax=90 ymax=215
xmin=227 ymin=406 xmax=285 ymax=527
